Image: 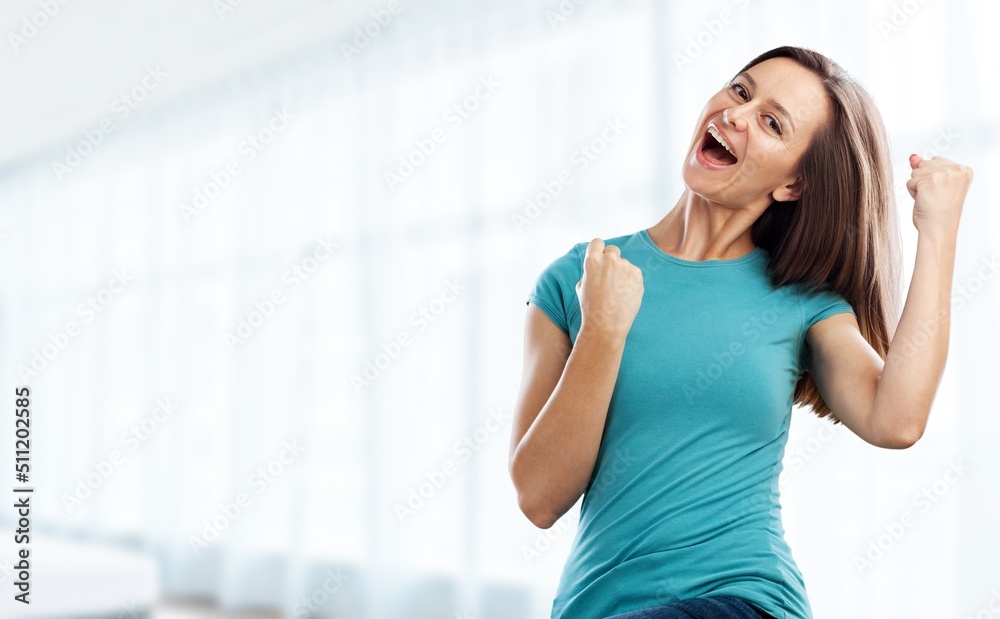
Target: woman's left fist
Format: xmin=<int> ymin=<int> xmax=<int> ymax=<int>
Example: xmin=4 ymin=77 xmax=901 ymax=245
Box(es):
xmin=905 ymin=154 xmax=973 ymax=236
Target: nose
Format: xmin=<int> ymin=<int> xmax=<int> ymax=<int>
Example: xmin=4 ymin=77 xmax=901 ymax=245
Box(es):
xmin=723 ymin=106 xmax=748 ymax=131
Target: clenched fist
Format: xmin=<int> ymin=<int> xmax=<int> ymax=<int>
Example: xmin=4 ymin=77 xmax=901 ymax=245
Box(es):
xmin=575 ymin=238 xmax=645 ymax=341
xmin=906 ymin=154 xmax=973 ymax=238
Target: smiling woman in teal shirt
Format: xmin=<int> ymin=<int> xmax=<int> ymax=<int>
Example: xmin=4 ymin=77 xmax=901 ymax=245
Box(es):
xmin=510 ymin=45 xmax=973 ymax=619
xmin=527 ymin=231 xmax=849 ymax=619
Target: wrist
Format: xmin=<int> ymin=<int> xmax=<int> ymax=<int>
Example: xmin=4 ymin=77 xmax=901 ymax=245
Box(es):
xmin=578 ymin=322 xmax=629 ymax=350
xmin=916 ymin=225 xmax=958 ymax=252
xmin=914 ymin=214 xmax=960 ymax=241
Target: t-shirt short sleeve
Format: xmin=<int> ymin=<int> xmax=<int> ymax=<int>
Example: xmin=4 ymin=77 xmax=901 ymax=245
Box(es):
xmin=525 ymin=242 xmax=586 ymax=336
xmin=799 ymin=286 xmax=856 ymax=371
xmin=803 ymin=287 xmax=855 ymax=331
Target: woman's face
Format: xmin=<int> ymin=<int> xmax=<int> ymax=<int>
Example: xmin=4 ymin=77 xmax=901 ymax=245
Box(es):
xmin=682 ymin=56 xmax=833 ymax=208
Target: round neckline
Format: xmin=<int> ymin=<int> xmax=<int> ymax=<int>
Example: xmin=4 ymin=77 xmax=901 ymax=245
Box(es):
xmin=639 ymin=228 xmax=766 ymax=267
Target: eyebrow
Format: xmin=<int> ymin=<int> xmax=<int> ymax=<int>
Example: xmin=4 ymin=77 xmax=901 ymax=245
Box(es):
xmin=736 ymin=71 xmax=796 ymax=135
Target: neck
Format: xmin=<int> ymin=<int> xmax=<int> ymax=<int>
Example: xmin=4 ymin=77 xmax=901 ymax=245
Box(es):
xmin=647 ymin=189 xmax=767 ymax=261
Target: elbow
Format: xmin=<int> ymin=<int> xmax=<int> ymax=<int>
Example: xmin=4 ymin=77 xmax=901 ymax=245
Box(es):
xmin=509 ymin=457 xmax=556 ymax=529
xmin=518 ymin=492 xmax=557 ymax=529
xmin=868 ymin=402 xmax=927 ymax=449
xmin=883 ymin=423 xmax=925 ymax=449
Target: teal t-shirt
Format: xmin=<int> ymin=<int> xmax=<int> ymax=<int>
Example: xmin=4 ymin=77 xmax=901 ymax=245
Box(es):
xmin=525 ymin=229 xmax=855 ymax=619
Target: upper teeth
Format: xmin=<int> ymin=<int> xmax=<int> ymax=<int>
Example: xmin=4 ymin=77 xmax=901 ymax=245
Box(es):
xmin=708 ymin=126 xmax=736 ymax=159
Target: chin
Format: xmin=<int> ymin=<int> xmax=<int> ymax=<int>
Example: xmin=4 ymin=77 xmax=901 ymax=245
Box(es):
xmin=680 ymin=155 xmax=722 ymax=199
xmin=680 ymin=168 xmax=753 ymax=211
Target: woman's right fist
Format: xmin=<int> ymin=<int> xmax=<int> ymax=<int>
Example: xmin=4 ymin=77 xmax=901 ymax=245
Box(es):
xmin=575 ymin=238 xmax=644 ymax=341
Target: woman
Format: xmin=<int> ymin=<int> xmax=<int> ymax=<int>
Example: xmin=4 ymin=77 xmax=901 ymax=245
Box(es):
xmin=508 ymin=45 xmax=973 ymax=619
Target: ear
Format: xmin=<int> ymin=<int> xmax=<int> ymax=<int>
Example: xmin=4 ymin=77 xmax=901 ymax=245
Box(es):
xmin=772 ymin=176 xmax=803 ymax=203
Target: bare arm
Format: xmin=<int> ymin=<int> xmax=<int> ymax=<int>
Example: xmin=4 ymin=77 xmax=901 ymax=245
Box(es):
xmin=809 ymin=230 xmax=956 ymax=449
xmin=508 ymin=305 xmax=627 ymax=529
xmin=808 ymin=154 xmax=972 ymax=448
xmin=509 ymin=238 xmax=643 ymax=529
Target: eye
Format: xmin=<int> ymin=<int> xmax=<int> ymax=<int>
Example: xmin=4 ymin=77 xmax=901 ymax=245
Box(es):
xmin=728 ymin=82 xmax=783 ymax=136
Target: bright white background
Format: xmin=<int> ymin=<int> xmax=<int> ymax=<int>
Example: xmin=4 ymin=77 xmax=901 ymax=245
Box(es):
xmin=0 ymin=1 xmax=997 ymax=618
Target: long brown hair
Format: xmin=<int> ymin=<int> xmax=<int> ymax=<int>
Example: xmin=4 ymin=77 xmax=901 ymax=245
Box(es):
xmin=736 ymin=46 xmax=904 ymax=424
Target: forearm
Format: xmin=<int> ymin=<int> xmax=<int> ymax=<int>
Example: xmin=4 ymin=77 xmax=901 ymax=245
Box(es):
xmin=871 ymin=229 xmax=957 ymax=443
xmin=511 ymin=326 xmax=626 ymax=528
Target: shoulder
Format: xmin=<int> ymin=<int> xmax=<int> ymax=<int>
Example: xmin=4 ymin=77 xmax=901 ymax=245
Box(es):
xmin=793 ymin=282 xmax=856 ymax=332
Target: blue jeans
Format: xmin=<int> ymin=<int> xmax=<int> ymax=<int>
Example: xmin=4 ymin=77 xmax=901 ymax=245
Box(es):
xmin=603 ymin=595 xmax=777 ymax=619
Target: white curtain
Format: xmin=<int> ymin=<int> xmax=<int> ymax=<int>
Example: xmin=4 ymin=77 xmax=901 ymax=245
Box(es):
xmin=0 ymin=0 xmax=997 ymax=617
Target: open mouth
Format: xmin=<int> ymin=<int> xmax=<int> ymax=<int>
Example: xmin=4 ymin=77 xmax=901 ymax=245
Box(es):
xmin=700 ymin=128 xmax=738 ymax=166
